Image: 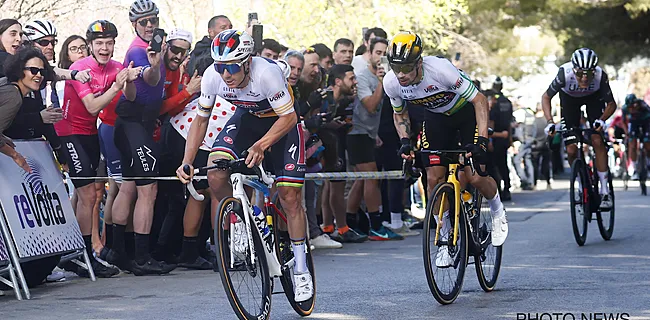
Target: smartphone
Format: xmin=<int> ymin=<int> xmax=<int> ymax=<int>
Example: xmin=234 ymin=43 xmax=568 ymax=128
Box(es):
xmin=252 ymin=24 xmax=263 ymax=53
xmin=454 ymin=52 xmax=461 ymax=61
xmin=380 ymin=56 xmax=390 ymax=72
xmin=248 ymin=12 xmax=258 ymax=27
xmin=362 ymin=27 xmax=369 ymax=41
xmin=150 ymin=28 xmax=166 ymax=53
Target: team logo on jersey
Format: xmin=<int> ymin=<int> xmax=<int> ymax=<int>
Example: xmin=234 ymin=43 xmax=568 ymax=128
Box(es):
xmin=226 ymin=124 xmax=237 ymax=134
xmin=424 ymin=85 xmax=439 ymax=93
xmin=224 ymin=136 xmax=233 ymax=144
xmin=223 ymin=93 xmax=237 ymax=99
xmin=450 ymin=77 xmax=464 ymax=91
xmin=410 ymin=92 xmax=455 ymax=110
xmin=429 ymin=155 xmax=441 ymax=165
xmin=284 ymin=163 xmax=295 ymax=171
xmin=269 ymin=91 xmax=285 ymax=102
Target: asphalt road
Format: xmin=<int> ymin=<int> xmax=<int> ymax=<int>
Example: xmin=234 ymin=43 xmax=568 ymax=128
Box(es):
xmin=1 ymin=179 xmax=649 ymax=320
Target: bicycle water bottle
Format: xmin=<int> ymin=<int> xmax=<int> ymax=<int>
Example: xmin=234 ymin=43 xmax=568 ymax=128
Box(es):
xmin=252 ymin=205 xmax=270 ymax=239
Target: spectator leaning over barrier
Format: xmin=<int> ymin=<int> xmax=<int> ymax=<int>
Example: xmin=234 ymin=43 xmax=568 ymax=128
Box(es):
xmin=186 ymin=15 xmax=232 ymax=76
xmin=0 ymin=47 xmax=53 ymax=172
xmin=352 ymin=27 xmax=387 ymax=72
xmin=332 ymin=38 xmax=354 ymax=65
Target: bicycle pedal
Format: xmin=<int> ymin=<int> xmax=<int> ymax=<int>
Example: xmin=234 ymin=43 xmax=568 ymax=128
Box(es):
xmin=272 ymin=290 xmax=286 ymax=295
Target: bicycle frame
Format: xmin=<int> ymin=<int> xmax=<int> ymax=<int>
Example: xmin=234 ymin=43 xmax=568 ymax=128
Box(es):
xmin=435 ymin=163 xmax=462 ymax=247
xmin=230 ymin=173 xmax=283 ymax=278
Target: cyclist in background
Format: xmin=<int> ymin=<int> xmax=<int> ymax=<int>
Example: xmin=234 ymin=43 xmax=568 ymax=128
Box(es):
xmin=542 ymin=48 xmax=617 ymax=209
xmin=622 ymin=93 xmax=650 ymax=179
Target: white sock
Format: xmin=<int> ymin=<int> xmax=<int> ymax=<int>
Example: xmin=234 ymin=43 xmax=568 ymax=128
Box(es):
xmin=597 ymin=171 xmax=609 ymax=195
xmin=488 ymin=193 xmax=504 ymax=217
xmin=434 ymin=210 xmax=451 ymax=240
xmin=391 ymin=212 xmax=403 ymax=229
xmin=291 ymin=239 xmax=309 ymax=274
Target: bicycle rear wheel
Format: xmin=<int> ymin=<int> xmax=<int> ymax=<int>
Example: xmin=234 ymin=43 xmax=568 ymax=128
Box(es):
xmin=422 ymin=183 xmax=468 ymax=305
xmin=473 ymin=191 xmax=503 ymax=292
xmin=215 ymin=197 xmax=273 ymax=320
xmin=570 ymin=160 xmax=589 ymax=246
xmin=272 ymin=196 xmax=316 ymax=316
xmin=596 ymin=172 xmax=615 ymax=240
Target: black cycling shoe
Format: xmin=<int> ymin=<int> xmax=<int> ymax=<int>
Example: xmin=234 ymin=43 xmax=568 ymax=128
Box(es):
xmin=97 ymin=247 xmax=110 ymax=261
xmin=77 ymin=260 xmax=120 ymax=278
xmin=179 ymin=256 xmax=214 ymax=270
xmin=131 ymin=257 xmax=176 ymax=276
xmin=106 ymin=249 xmax=134 ymax=273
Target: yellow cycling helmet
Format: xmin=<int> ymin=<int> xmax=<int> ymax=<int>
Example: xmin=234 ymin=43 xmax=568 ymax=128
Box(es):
xmin=387 ymin=31 xmax=423 ymax=64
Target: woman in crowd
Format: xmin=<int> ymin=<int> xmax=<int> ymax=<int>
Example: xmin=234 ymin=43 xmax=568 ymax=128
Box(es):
xmin=0 ymin=46 xmax=53 ymax=170
xmin=0 ymin=19 xmax=23 ymax=77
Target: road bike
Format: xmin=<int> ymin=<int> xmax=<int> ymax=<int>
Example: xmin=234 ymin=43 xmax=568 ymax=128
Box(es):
xmin=635 ymin=126 xmax=647 ymax=195
xmin=554 ymin=127 xmax=615 ymax=246
xmin=405 ymin=150 xmax=502 ymax=305
xmin=184 ymin=156 xmax=316 ymax=320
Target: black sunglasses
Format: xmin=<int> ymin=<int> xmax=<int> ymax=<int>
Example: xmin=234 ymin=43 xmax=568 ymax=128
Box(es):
xmin=574 ymin=68 xmax=595 ymax=78
xmin=138 ymin=17 xmax=159 ymax=27
xmin=169 ymin=45 xmax=189 ymax=56
xmin=35 ymin=39 xmax=58 ymax=47
xmin=24 ymin=67 xmax=46 ymax=76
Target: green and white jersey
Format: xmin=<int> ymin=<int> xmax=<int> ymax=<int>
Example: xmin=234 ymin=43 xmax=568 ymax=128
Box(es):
xmin=383 ymin=56 xmax=478 ymax=115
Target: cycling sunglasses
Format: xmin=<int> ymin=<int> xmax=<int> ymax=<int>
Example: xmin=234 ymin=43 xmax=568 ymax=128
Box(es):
xmin=137 ymin=17 xmax=159 ymax=27
xmin=390 ymin=62 xmax=417 ymax=74
xmin=35 ymin=38 xmax=58 ymax=47
xmin=24 ymin=67 xmax=47 ymax=76
xmin=215 ymin=59 xmax=248 ymax=74
xmin=169 ymin=45 xmax=189 ymax=56
xmin=574 ymin=68 xmax=595 ymax=78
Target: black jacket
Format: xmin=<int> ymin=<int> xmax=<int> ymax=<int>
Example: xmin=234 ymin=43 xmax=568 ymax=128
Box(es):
xmin=186 ymin=36 xmax=212 ymax=76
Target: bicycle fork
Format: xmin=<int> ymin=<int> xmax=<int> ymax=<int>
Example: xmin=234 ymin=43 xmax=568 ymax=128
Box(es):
xmin=434 ymin=165 xmax=462 ymax=247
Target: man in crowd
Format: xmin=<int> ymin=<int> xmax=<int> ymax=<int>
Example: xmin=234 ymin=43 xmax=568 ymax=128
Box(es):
xmin=186 ymin=15 xmax=232 ymax=76
xmin=107 ymin=0 xmax=176 ymax=275
xmin=258 ymin=38 xmax=284 ymax=60
xmin=332 ymin=38 xmax=354 ymax=65
xmin=311 ymin=43 xmax=333 ymax=72
xmin=490 ymin=76 xmax=513 ymax=201
xmin=352 ymin=27 xmax=387 ymax=72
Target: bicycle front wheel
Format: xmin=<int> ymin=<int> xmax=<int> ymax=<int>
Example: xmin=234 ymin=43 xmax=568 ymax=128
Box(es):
xmin=272 ymin=195 xmax=316 ymax=316
xmin=215 ymin=197 xmax=273 ymax=320
xmin=422 ymin=182 xmax=468 ymax=305
xmin=596 ymin=172 xmax=615 ymax=240
xmin=473 ymin=191 xmax=503 ymax=292
xmin=570 ymin=160 xmax=588 ymax=246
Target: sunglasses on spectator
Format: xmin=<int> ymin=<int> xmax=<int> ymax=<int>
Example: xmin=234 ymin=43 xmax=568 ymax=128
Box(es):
xmin=215 ymin=59 xmax=248 ymax=74
xmin=390 ymin=62 xmax=417 ymax=74
xmin=24 ymin=67 xmax=47 ymax=76
xmin=169 ymin=45 xmax=189 ymax=56
xmin=69 ymin=45 xmax=88 ymax=53
xmin=35 ymin=39 xmax=57 ymax=47
xmin=574 ymin=68 xmax=595 ymax=78
xmin=137 ymin=17 xmax=159 ymax=27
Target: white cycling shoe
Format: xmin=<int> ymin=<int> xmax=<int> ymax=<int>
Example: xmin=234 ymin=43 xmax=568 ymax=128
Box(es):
xmin=491 ymin=207 xmax=509 ymax=247
xmin=294 ymin=273 xmax=313 ymax=302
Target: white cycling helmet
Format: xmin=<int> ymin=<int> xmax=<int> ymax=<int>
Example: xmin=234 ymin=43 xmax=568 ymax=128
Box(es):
xmin=571 ymin=48 xmax=598 ymax=70
xmin=211 ymin=29 xmax=254 ymax=62
xmin=167 ymin=28 xmax=193 ymax=46
xmin=129 ymin=0 xmax=159 ymax=22
xmin=24 ymin=19 xmax=57 ymax=41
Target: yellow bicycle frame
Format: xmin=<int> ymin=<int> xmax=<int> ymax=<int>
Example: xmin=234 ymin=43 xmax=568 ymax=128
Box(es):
xmin=434 ymin=163 xmax=462 ymax=247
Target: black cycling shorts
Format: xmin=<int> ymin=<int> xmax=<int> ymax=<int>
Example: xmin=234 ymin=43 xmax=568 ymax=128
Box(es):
xmin=59 ymin=134 xmax=100 ymax=188
xmin=560 ymin=92 xmax=604 ymax=146
xmin=114 ymin=117 xmax=160 ymax=186
xmin=347 ymin=134 xmax=375 ymax=166
xmin=210 ymin=109 xmax=306 ymax=187
xmin=161 ymin=122 xmax=210 ymax=190
xmin=419 ymin=103 xmax=478 ymax=167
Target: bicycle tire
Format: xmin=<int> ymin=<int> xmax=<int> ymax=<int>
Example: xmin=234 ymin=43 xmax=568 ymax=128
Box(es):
xmin=215 ymin=197 xmax=273 ymax=320
xmin=639 ymin=151 xmax=647 ymax=196
xmin=422 ymin=182 xmax=468 ymax=305
xmin=271 ymin=195 xmax=316 ymax=316
xmin=622 ymin=151 xmax=629 ymax=191
xmin=596 ymin=172 xmax=615 ymax=240
xmin=570 ymin=160 xmax=588 ymax=246
xmin=473 ymin=191 xmax=503 ymax=292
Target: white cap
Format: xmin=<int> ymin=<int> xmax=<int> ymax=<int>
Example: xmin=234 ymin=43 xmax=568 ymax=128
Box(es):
xmin=167 ymin=28 xmax=193 ymax=46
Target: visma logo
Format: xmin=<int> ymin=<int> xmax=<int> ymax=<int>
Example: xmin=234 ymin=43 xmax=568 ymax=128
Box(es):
xmin=14 ymin=158 xmax=67 ymax=229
